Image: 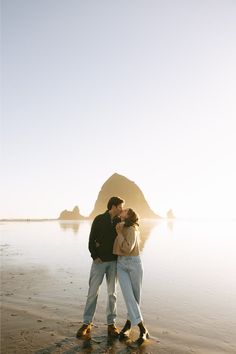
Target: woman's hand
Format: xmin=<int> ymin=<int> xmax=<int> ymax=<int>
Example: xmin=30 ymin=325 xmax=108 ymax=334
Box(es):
xmin=116 ymin=221 xmax=125 ymax=234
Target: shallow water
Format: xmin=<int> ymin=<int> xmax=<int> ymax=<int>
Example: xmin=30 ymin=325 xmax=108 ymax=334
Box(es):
xmin=1 ymin=219 xmax=236 ymax=351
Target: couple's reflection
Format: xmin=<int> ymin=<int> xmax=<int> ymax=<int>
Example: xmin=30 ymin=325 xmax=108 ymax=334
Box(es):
xmin=139 ymin=219 xmax=174 ymax=250
xmin=78 ymin=334 xmax=151 ymax=353
xmin=58 ymin=219 xmax=159 ymax=251
xmin=139 ymin=220 xmax=161 ymax=251
xmin=58 ymin=219 xmax=158 ymax=251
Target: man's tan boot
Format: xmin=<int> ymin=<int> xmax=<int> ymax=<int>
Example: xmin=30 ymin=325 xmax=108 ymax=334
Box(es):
xmin=76 ymin=323 xmax=92 ymax=338
xmin=107 ymin=324 xmax=119 ymax=337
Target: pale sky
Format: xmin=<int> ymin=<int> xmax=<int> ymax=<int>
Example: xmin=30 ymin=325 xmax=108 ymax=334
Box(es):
xmin=1 ymin=0 xmax=236 ymax=219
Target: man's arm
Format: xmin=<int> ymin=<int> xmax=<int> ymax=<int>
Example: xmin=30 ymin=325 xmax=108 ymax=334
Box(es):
xmin=88 ymin=216 xmax=100 ymax=260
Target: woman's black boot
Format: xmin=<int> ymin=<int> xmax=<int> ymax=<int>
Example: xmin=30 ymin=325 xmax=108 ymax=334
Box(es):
xmin=119 ymin=320 xmax=131 ymax=340
xmin=136 ymin=321 xmax=149 ymax=344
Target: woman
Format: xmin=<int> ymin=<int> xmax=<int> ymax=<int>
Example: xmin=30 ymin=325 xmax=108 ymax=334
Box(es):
xmin=113 ymin=208 xmax=149 ymax=344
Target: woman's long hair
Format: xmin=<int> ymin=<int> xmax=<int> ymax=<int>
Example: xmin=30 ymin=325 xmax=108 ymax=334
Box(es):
xmin=124 ymin=208 xmax=139 ymax=227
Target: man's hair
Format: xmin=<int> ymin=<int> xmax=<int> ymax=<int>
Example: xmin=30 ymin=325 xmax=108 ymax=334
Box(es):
xmin=107 ymin=196 xmax=124 ymax=210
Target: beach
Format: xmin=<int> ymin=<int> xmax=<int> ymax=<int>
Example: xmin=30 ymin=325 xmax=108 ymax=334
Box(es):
xmin=1 ymin=220 xmax=236 ymax=353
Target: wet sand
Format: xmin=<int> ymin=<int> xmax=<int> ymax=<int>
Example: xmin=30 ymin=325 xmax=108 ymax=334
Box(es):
xmin=1 ymin=220 xmax=236 ymax=353
xmin=1 ymin=263 xmax=234 ymax=354
xmin=0 ymin=264 xmax=173 ymax=354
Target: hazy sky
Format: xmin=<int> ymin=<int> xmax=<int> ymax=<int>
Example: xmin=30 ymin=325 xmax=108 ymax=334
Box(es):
xmin=1 ymin=0 xmax=236 ymax=219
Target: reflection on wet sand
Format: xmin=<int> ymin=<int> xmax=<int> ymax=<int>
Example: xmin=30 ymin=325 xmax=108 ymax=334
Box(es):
xmin=59 ymin=219 xmax=159 ymax=251
xmin=59 ymin=221 xmax=81 ymax=234
xmin=139 ymin=220 xmax=160 ymax=252
xmin=35 ymin=332 xmax=158 ymax=354
xmin=167 ymin=220 xmax=174 ymax=232
xmin=58 ymin=219 xmax=158 ymax=252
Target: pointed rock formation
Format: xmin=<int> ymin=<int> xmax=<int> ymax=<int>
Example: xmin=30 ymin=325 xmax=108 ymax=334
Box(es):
xmin=167 ymin=209 xmax=175 ymax=219
xmin=89 ymin=173 xmax=160 ymax=219
xmin=58 ymin=206 xmax=85 ymax=220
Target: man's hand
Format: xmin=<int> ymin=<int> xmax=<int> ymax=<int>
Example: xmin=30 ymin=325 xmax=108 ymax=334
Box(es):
xmin=94 ymin=257 xmax=103 ymax=264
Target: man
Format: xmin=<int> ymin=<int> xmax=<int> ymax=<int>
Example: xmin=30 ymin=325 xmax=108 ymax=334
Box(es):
xmin=76 ymin=196 xmax=124 ymax=338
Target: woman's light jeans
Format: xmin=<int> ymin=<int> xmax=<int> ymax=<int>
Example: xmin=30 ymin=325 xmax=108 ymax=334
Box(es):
xmin=117 ymin=255 xmax=143 ymax=326
xmin=83 ymin=260 xmax=117 ymax=325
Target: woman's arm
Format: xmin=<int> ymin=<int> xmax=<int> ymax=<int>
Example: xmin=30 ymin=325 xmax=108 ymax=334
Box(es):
xmin=116 ymin=224 xmax=137 ymax=254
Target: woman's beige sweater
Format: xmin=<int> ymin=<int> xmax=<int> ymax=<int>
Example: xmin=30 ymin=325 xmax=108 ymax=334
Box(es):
xmin=113 ymin=224 xmax=140 ymax=256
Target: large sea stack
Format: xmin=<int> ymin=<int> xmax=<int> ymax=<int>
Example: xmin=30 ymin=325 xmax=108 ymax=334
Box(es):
xmin=89 ymin=173 xmax=160 ymax=219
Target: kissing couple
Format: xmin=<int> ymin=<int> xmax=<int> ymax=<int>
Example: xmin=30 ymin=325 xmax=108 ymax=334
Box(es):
xmin=76 ymin=196 xmax=149 ymax=344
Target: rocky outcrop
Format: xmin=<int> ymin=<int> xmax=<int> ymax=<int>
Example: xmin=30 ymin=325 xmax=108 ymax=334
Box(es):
xmin=89 ymin=173 xmax=160 ymax=219
xmin=166 ymin=209 xmax=175 ymax=219
xmin=58 ymin=206 xmax=85 ymax=220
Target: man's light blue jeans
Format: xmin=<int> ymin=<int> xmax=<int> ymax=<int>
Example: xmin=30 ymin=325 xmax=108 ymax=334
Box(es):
xmin=117 ymin=255 xmax=143 ymax=326
xmin=83 ymin=260 xmax=117 ymax=325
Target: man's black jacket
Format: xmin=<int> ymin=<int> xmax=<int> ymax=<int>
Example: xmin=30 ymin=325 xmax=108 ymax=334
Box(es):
xmin=88 ymin=210 xmax=120 ymax=262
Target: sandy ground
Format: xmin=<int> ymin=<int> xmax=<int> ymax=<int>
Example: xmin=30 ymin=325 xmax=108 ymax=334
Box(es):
xmin=1 ymin=260 xmax=235 ymax=354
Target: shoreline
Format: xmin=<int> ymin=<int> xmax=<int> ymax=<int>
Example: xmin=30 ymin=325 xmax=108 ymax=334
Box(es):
xmin=1 ymin=217 xmax=235 ymax=223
